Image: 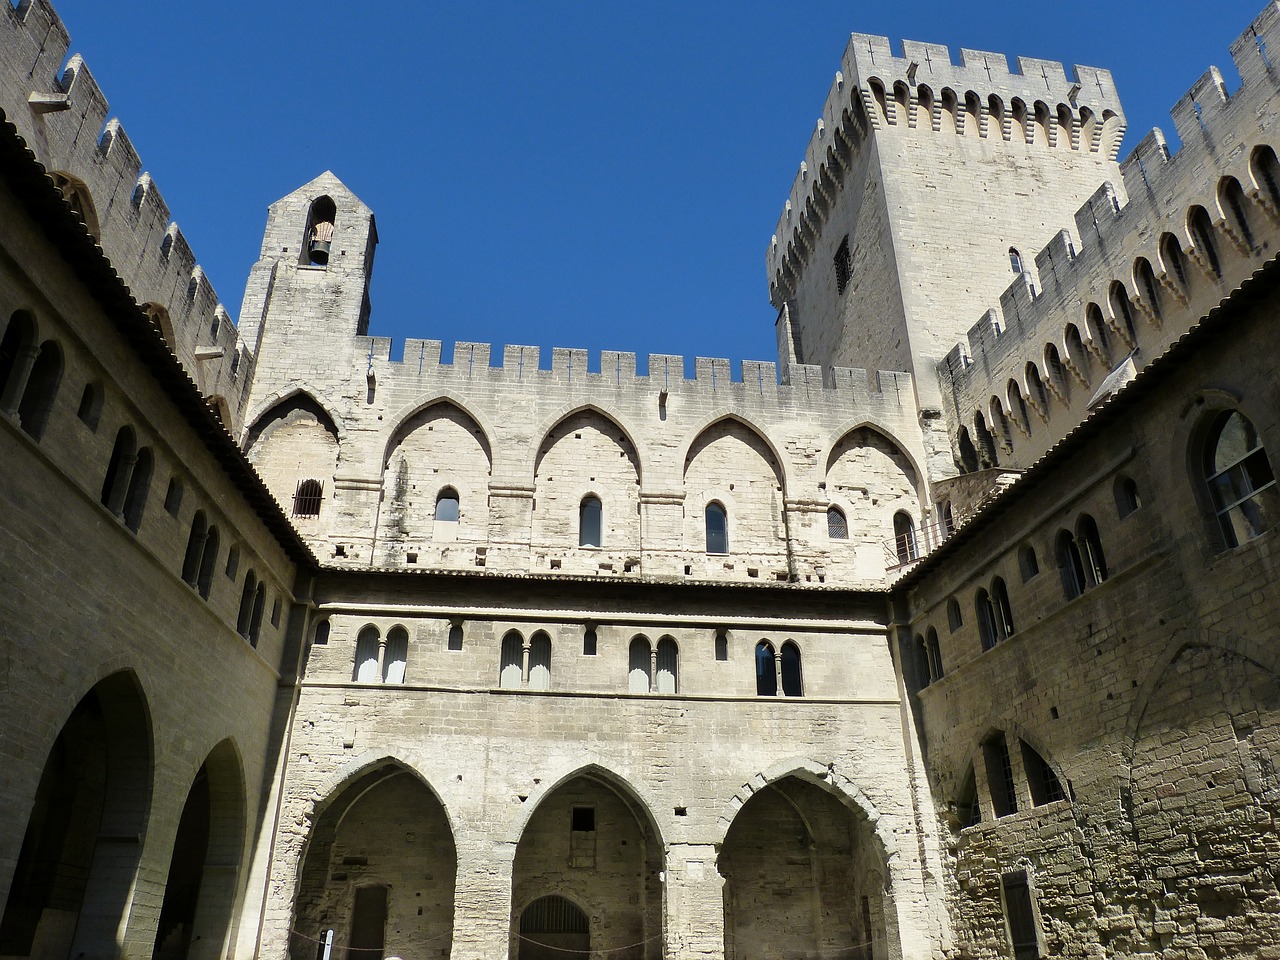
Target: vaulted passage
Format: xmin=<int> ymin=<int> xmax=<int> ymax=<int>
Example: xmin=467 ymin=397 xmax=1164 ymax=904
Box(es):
xmin=511 ymin=772 xmax=664 ymax=960
xmin=0 ymin=672 xmax=152 ymax=959
xmin=289 ymin=765 xmax=456 ymax=960
xmin=719 ymin=777 xmax=892 ymax=960
xmin=152 ymin=740 xmax=246 ymax=960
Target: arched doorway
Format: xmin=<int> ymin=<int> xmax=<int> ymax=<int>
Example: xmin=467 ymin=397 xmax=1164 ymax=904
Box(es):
xmin=719 ymin=776 xmax=893 ymax=960
xmin=152 ymin=740 xmax=245 ymax=960
xmin=289 ymin=763 xmax=456 ymax=960
xmin=518 ymin=894 xmax=590 ymax=959
xmin=511 ymin=770 xmax=664 ymax=960
xmin=0 ymin=671 xmax=152 ymax=959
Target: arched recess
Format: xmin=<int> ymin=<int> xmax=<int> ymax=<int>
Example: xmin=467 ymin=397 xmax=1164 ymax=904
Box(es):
xmin=0 ymin=670 xmax=153 ymax=959
xmin=141 ymin=302 xmax=177 ymax=351
xmin=151 ymin=739 xmax=246 ymax=960
xmin=682 ymin=415 xmax=786 ymax=557
xmin=50 ymin=171 xmax=100 ymax=239
xmin=824 ymin=425 xmax=923 ymax=549
xmin=716 ymin=762 xmax=902 ymax=960
xmin=510 ymin=765 xmax=665 ymax=960
xmin=1122 ymin=639 xmax=1280 ymax=951
xmin=532 ymin=407 xmax=641 ymax=553
xmin=244 ymin=391 xmax=341 ymax=520
xmin=378 ymin=400 xmax=493 ymax=553
xmin=289 ymin=759 xmax=456 ymax=960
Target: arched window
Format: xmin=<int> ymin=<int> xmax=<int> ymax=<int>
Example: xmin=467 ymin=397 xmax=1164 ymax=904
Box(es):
xmin=353 ymin=626 xmax=380 ymax=682
xmin=582 ymin=626 xmax=596 ymax=656
xmin=1189 ymin=205 xmax=1222 ymax=278
xmin=992 ymin=577 xmax=1015 ymax=638
xmin=499 ymin=631 xmax=523 ymax=688
xmin=755 ymin=641 xmax=778 ymax=696
xmin=990 ymin=398 xmax=1012 ymax=447
xmin=528 ymin=632 xmax=552 ymax=690
xmin=956 ymin=765 xmax=981 ymax=828
xmin=435 ymin=487 xmax=460 ymax=522
xmin=1220 ymin=176 xmax=1256 ymax=249
xmin=448 ymin=622 xmax=464 ymax=651
xmin=940 ymin=500 xmax=956 ymax=536
xmin=100 ymin=426 xmax=137 ymax=515
xmin=249 ymin=582 xmax=266 ymax=646
xmin=982 ymin=733 xmax=1018 ymax=817
xmin=957 ymin=427 xmax=980 ymax=473
xmin=1021 ymin=740 xmax=1066 ymax=805
xmin=197 ymin=526 xmax=220 ymax=600
xmin=1057 ymin=529 xmax=1086 ymax=600
xmin=1085 ymin=303 xmax=1112 ymax=364
xmin=1064 ymin=324 xmax=1091 ymax=383
xmin=1044 ymin=345 xmax=1069 ymax=400
xmin=1133 ymin=261 xmax=1160 ymax=324
xmin=1251 ymin=145 xmax=1280 ymax=208
xmin=1018 ymin=544 xmax=1039 ymax=581
xmin=123 ymin=448 xmax=153 ymax=533
xmin=714 ymin=628 xmax=729 ymax=661
xmin=915 ymin=634 xmax=930 ymax=687
xmin=313 ymin=620 xmax=331 ymax=645
xmin=827 ymin=505 xmax=848 ymax=540
xmin=656 ymin=637 xmax=679 ymax=694
xmin=628 ymin=636 xmax=652 ymax=693
xmin=976 ymin=588 xmax=998 ymax=651
xmin=1115 ymin=476 xmax=1141 ymax=517
xmin=17 ymin=340 xmax=62 ymax=440
xmin=579 ymin=495 xmax=602 ymax=547
xmin=1009 ymin=247 xmax=1024 ymax=274
xmin=705 ymin=501 xmax=728 ymax=554
xmin=237 ymin=572 xmax=258 ymax=638
xmin=946 ymin=597 xmax=963 ymax=632
xmin=893 ymin=511 xmax=917 ymax=564
xmin=1160 ymin=233 xmax=1188 ymax=291
xmin=303 ymin=196 xmax=337 ymax=266
xmin=780 ymin=641 xmax=803 ymax=696
xmin=383 ymin=626 xmax=408 ymax=684
xmin=1026 ymin=363 xmax=1048 ymax=412
xmin=1008 ymin=380 xmax=1030 ymax=435
xmin=974 ymin=411 xmax=999 ymax=468
xmin=0 ymin=310 xmax=37 ymax=412
xmin=1077 ymin=515 xmax=1107 ymax=586
xmin=293 ymin=479 xmax=323 ymax=518
xmin=926 ymin=628 xmax=943 ymax=683
xmin=182 ymin=511 xmax=208 ymax=587
xmin=1204 ymin=410 xmax=1276 ymax=547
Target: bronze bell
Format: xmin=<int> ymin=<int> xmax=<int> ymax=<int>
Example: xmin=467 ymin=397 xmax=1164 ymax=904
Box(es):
xmin=308 ymin=238 xmax=330 ymax=265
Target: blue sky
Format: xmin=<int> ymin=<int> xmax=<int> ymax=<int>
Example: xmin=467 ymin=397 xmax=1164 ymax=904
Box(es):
xmin=50 ymin=0 xmax=1265 ymax=370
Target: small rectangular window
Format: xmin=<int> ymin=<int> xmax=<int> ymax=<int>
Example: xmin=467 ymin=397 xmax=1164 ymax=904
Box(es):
xmin=163 ymin=478 xmax=183 ymax=517
xmin=271 ymin=597 xmax=282 ymax=628
xmin=834 ymin=236 xmax=853 ymax=294
xmin=571 ymin=806 xmax=595 ymax=832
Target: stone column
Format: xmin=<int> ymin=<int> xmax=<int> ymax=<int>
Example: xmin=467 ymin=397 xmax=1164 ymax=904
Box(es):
xmin=450 ymin=839 xmax=517 ymax=960
xmin=663 ymin=844 xmax=725 ymax=959
xmin=0 ymin=343 xmax=39 ymax=416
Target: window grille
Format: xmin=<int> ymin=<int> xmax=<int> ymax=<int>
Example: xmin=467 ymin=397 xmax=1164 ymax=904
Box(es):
xmin=827 ymin=506 xmax=848 ymax=539
xmin=293 ymin=479 xmax=323 ymax=517
xmin=834 ymin=236 xmax=853 ymax=294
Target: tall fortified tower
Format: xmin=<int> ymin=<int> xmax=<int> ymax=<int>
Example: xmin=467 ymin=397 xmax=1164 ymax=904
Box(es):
xmin=769 ymin=37 xmax=1125 ymax=477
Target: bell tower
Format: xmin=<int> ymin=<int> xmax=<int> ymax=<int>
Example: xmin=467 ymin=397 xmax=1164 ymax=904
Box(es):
xmin=237 ymin=172 xmax=378 ymax=406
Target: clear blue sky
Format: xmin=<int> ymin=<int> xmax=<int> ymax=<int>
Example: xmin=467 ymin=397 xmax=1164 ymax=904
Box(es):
xmin=50 ymin=0 xmax=1265 ymax=370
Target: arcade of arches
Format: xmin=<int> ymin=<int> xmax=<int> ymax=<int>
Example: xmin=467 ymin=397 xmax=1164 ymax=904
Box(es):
xmin=285 ymin=767 xmax=897 ymax=960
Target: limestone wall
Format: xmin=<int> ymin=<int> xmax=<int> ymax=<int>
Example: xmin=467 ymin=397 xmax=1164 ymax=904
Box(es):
xmin=941 ymin=3 xmax=1280 ymax=473
xmin=0 ymin=0 xmax=249 ymax=428
xmin=899 ymin=263 xmax=1280 ymax=957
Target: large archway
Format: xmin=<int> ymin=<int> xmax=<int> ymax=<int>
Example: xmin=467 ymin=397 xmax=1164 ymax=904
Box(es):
xmin=511 ymin=770 xmax=664 ymax=960
xmin=152 ymin=739 xmax=246 ymax=960
xmin=289 ymin=763 xmax=456 ymax=960
xmin=0 ymin=671 xmax=153 ymax=959
xmin=719 ymin=776 xmax=891 ymax=960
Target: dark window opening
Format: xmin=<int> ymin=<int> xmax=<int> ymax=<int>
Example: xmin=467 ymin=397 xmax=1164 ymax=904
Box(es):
xmin=1021 ymin=741 xmax=1066 ymax=806
xmin=448 ymin=623 xmax=464 ymax=651
xmin=570 ymin=806 xmax=595 ymax=832
xmin=1018 ymin=544 xmax=1039 ymax=582
xmin=827 ymin=505 xmax=848 ymax=539
xmin=164 ymin=477 xmax=183 ymax=517
xmin=714 ymin=628 xmax=729 ymax=661
xmin=705 ymin=501 xmax=728 ymax=554
xmin=755 ymin=641 xmax=777 ymax=697
xmin=984 ymin=734 xmax=1018 ymax=817
xmin=579 ymin=495 xmax=602 ymax=547
xmin=834 ymin=236 xmax=853 ymax=294
xmin=582 ymin=627 xmax=597 ymax=656
xmin=780 ymin=641 xmax=803 ymax=697
xmin=293 ymin=478 xmax=323 ymax=517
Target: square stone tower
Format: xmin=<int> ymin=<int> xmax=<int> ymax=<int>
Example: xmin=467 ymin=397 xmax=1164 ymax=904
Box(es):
xmin=769 ymin=37 xmax=1126 ymax=477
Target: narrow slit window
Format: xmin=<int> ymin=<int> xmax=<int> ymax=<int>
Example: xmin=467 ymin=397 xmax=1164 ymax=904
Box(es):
xmin=705 ymin=502 xmax=728 ymax=554
xmin=579 ymin=495 xmax=602 ymax=547
xmin=834 ymin=236 xmax=853 ymax=294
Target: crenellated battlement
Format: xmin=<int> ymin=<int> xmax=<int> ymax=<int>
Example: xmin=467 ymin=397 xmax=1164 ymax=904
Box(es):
xmin=353 ymin=337 xmax=915 ymax=410
xmin=0 ymin=0 xmax=250 ymax=429
xmin=940 ymin=1 xmax=1280 ymax=467
xmin=766 ymin=29 xmax=1125 ymax=290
